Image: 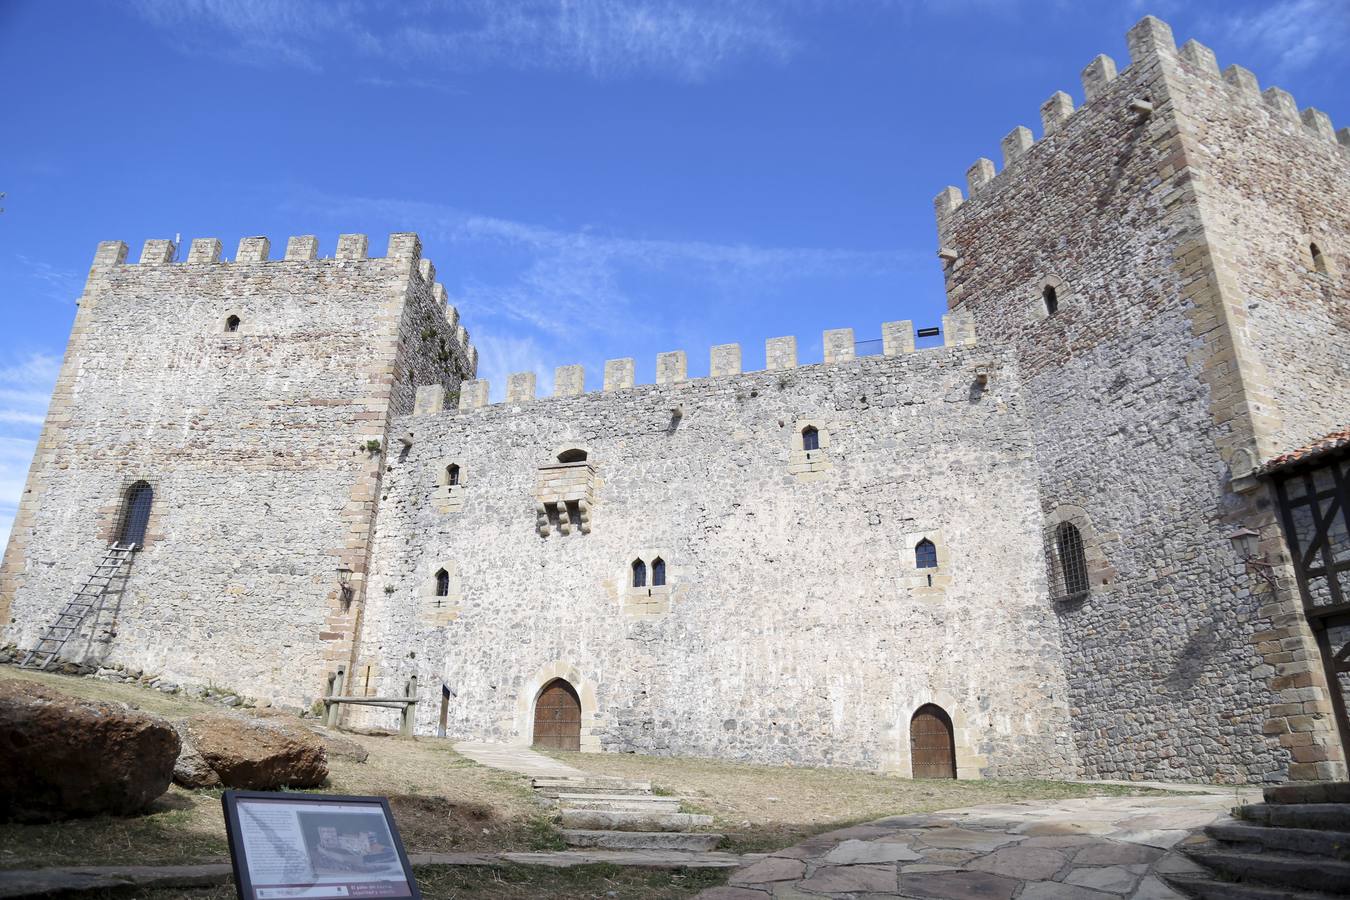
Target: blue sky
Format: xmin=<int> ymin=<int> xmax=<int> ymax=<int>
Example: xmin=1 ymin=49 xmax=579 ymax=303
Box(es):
xmin=2 ymin=0 xmax=1348 ymax=547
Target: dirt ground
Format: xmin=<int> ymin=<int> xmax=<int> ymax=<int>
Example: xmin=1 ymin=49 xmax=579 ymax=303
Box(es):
xmin=2 ymin=666 xmax=1170 ymax=872
xmin=550 ymin=751 xmax=1172 ymax=852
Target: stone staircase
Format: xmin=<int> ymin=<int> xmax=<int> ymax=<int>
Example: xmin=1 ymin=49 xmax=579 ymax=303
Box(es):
xmin=532 ymin=774 xmax=722 ymax=852
xmin=1165 ymin=782 xmax=1350 ymax=899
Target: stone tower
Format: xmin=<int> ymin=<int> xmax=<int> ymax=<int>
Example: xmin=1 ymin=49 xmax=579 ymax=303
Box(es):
xmin=934 ymin=16 xmax=1349 ymax=781
xmin=0 ymin=234 xmax=475 ymax=706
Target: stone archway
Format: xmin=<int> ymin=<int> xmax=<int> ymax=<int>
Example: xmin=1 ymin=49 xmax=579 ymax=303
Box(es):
xmin=910 ymin=704 xmax=957 ymax=778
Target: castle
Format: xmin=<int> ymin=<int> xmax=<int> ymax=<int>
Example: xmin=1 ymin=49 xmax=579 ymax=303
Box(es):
xmin=3 ymin=16 xmax=1348 ymax=784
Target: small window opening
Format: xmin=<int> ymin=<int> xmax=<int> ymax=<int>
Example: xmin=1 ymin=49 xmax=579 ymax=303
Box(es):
xmin=631 ymin=559 xmax=647 ymax=588
xmin=1042 ymin=284 xmax=1059 ymax=315
xmin=557 ymin=448 xmax=587 ymax=463
xmin=915 ymin=539 xmax=938 ymax=569
xmin=1055 ymin=522 xmax=1089 ymax=599
xmin=225 ymin=315 xmax=240 ymax=333
xmin=1311 ymin=243 xmax=1328 ymax=274
xmin=546 ymin=503 xmax=562 ymax=532
xmin=434 ymin=568 xmax=450 ymax=597
xmin=446 ymin=464 xmax=460 ymax=486
xmin=652 ymin=557 xmax=666 ymax=587
xmin=802 ymin=426 xmax=820 ymax=452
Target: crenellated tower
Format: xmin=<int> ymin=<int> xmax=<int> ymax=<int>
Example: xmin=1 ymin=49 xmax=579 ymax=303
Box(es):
xmin=934 ymin=16 xmax=1349 ymax=781
xmin=0 ymin=233 xmax=475 ymax=707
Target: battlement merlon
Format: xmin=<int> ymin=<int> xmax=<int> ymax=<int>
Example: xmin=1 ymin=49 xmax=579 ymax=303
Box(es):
xmin=932 ymin=14 xmax=1349 ymax=239
xmin=447 ymin=314 xmax=975 ymax=414
xmin=85 ymin=231 xmax=477 ymax=377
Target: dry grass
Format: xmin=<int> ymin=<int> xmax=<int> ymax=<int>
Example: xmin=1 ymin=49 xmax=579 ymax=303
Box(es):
xmin=75 ymin=865 xmax=728 ymax=899
xmin=0 ymin=668 xmax=545 ymax=869
xmin=552 ymin=751 xmax=1174 ymax=852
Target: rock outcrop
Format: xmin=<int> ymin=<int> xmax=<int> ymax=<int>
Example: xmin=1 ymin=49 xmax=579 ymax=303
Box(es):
xmin=181 ymin=714 xmax=327 ymax=790
xmin=0 ymin=680 xmax=179 ymax=822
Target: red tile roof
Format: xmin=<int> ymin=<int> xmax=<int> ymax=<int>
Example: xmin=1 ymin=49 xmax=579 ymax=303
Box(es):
xmin=1258 ymin=426 xmax=1350 ymax=475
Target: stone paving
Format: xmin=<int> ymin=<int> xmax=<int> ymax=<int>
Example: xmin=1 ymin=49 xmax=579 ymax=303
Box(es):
xmin=700 ymin=788 xmax=1259 ymax=899
xmin=452 ymin=740 xmax=586 ymax=778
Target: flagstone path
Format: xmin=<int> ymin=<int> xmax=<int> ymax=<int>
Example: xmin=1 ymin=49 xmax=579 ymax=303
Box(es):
xmin=700 ymin=787 xmax=1260 ymax=899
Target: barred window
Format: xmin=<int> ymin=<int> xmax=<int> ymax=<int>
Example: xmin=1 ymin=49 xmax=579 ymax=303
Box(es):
xmin=434 ymin=568 xmax=450 ymax=597
xmin=1055 ymin=522 xmax=1089 ymax=598
xmin=652 ymin=557 xmax=666 ymax=587
xmin=915 ymin=539 xmax=937 ymax=569
xmin=802 ymin=426 xmax=820 ymax=452
xmin=631 ymin=559 xmax=647 ymax=588
xmin=118 ymin=481 xmax=153 ymax=547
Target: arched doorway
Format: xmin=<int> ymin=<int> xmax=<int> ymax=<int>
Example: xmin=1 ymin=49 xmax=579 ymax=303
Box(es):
xmin=118 ymin=481 xmax=153 ymax=547
xmin=910 ymin=704 xmax=957 ymax=779
xmin=533 ymin=678 xmax=581 ymax=751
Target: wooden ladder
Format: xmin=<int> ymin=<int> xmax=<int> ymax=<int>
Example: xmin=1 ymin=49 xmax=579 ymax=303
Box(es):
xmin=19 ymin=543 xmax=137 ymax=671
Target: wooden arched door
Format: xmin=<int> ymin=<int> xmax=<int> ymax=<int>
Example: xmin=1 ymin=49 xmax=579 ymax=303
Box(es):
xmin=910 ymin=704 xmax=957 ymax=779
xmin=533 ymin=679 xmax=581 ymax=752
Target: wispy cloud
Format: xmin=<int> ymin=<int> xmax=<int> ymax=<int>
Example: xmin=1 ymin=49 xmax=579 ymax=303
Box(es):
xmin=15 ymin=255 xmax=82 ymax=305
xmin=0 ymin=354 xmax=60 ymax=552
xmin=473 ymin=331 xmax=555 ymax=402
xmin=130 ymin=0 xmax=797 ymax=83
xmin=1219 ymin=0 xmax=1349 ymax=75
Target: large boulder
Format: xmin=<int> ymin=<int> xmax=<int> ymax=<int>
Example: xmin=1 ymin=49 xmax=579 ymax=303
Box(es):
xmin=0 ymin=680 xmax=179 ymax=822
xmin=183 ymin=714 xmax=328 ymax=790
xmin=171 ymin=721 xmax=221 ymax=789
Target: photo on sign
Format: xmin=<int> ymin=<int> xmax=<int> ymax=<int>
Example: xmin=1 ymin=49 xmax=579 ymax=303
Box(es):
xmin=297 ymin=811 xmax=401 ymax=877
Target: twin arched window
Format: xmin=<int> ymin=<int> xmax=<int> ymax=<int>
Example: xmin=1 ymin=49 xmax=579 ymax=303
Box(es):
xmin=802 ymin=426 xmax=820 ymax=452
xmin=1054 ymin=522 xmax=1089 ymax=598
xmin=915 ymin=539 xmax=937 ymax=569
xmin=631 ymin=557 xmax=666 ymax=588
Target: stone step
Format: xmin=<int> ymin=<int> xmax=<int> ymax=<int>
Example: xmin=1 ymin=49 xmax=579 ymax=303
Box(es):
xmin=1236 ymin=803 xmax=1350 ymax=833
xmin=557 ymin=795 xmax=682 ymax=813
xmin=560 ymin=809 xmax=714 ymax=833
xmin=561 ymin=830 xmax=724 ymax=852
xmin=1184 ymin=847 xmax=1350 ymax=894
xmin=1265 ymin=783 xmax=1350 ymax=806
xmin=1206 ymin=818 xmax=1350 ymax=861
xmin=1164 ymin=872 xmax=1344 ymax=900
xmin=532 ymin=778 xmax=651 ymax=797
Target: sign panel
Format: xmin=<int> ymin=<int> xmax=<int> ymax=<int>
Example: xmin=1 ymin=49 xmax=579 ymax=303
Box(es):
xmin=222 ymin=790 xmax=421 ymax=899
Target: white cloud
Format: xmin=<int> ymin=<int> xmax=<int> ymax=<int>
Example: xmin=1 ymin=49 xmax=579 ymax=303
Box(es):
xmin=131 ymin=0 xmax=797 ymax=82
xmin=1220 ymin=0 xmax=1349 ymax=74
xmin=472 ymin=331 xmax=556 ymax=401
xmin=16 ymin=255 xmax=82 ymax=305
xmin=0 ymin=354 xmax=59 ymax=553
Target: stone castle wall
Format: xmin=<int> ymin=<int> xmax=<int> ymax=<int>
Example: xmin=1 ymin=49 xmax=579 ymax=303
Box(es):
xmin=0 ymin=234 xmax=473 ymax=708
xmin=352 ymin=338 xmax=1080 ymax=778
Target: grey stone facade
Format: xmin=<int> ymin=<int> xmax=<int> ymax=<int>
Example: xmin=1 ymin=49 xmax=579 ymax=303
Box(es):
xmin=2 ymin=15 xmax=1347 ymax=783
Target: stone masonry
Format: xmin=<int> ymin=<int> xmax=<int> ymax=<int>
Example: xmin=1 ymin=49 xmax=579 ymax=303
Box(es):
xmin=2 ymin=15 xmax=1347 ymax=783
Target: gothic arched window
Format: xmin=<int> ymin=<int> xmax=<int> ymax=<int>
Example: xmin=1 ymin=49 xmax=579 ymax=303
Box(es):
xmin=651 ymin=557 xmax=666 ymax=587
xmin=802 ymin=426 xmax=820 ymax=452
xmin=434 ymin=568 xmax=450 ymax=597
xmin=631 ymin=559 xmax=646 ymax=588
xmin=915 ymin=539 xmax=937 ymax=569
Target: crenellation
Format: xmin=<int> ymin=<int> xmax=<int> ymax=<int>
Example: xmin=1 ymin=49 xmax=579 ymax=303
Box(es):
xmin=1040 ymin=91 xmax=1074 ymax=134
xmin=417 ymin=257 xmax=435 ymax=283
xmin=387 ymin=232 xmax=421 ymax=262
xmin=933 ymin=186 xmax=964 ymax=234
xmin=823 ymin=328 xmax=855 ymax=364
xmin=710 ymin=343 xmax=742 ymax=377
xmin=235 ymin=236 xmax=270 ymax=263
xmin=1124 ymin=14 xmax=1175 ymax=64
xmin=336 ymin=233 xmax=368 ymax=260
xmin=139 ymin=239 xmax=175 ymax=265
xmin=1301 ymin=108 xmax=1335 ymax=142
xmin=966 ymin=158 xmax=996 ymax=195
xmin=1080 ymin=54 xmax=1117 ymax=101
xmin=1001 ymin=126 xmax=1034 ymax=166
xmin=656 ymin=350 xmax=687 ymax=384
xmin=882 ymin=320 xmax=915 ymax=356
xmin=506 ymin=372 xmax=537 ymax=403
xmin=1223 ymin=64 xmax=1259 ymax=96
xmin=604 ymin=358 xmax=635 ymax=391
xmin=92 ymin=240 xmax=128 ymax=268
xmin=187 ymin=238 xmax=221 ymax=264
xmin=941 ymin=312 xmax=976 ymax=348
xmin=285 ymin=235 xmax=318 ymax=261
xmin=1179 ymin=39 xmax=1219 ymax=76
xmin=554 ymin=365 xmax=584 ymax=397
xmin=458 ymin=379 xmax=489 ymax=411
xmin=765 ymin=336 xmax=797 ymax=370
xmin=1263 ymin=87 xmax=1299 ymax=120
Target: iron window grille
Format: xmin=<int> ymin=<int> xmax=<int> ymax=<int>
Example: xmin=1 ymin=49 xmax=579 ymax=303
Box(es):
xmin=118 ymin=481 xmax=154 ymax=547
xmin=1051 ymin=521 xmax=1090 ymax=601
